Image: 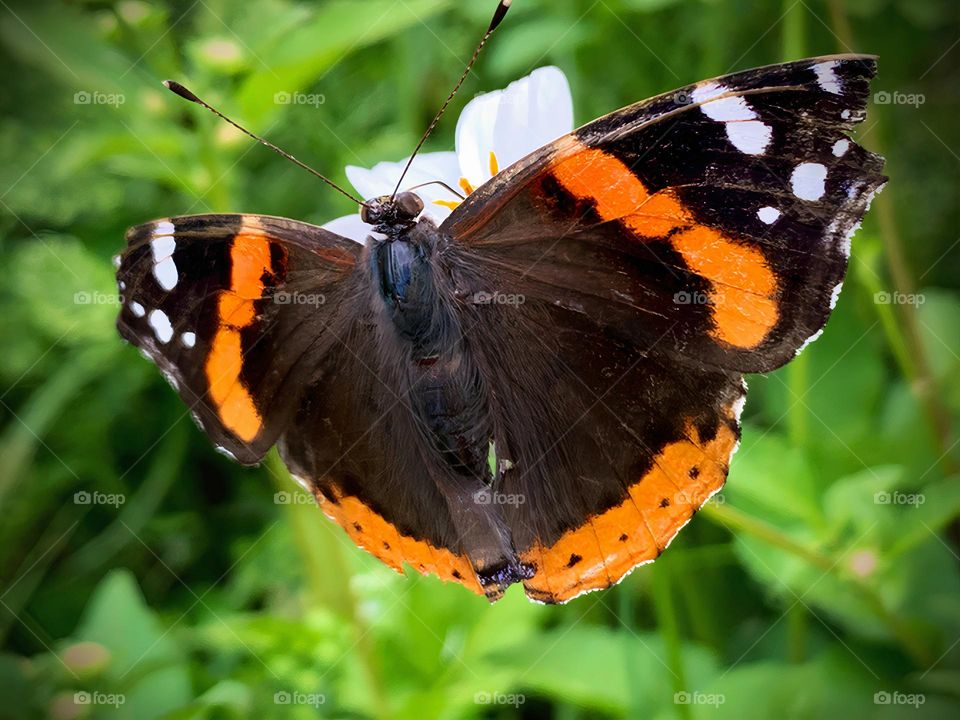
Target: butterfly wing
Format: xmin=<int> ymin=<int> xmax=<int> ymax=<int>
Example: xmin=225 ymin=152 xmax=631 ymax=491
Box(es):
xmin=442 ymin=54 xmax=886 ymax=373
xmin=434 ymin=55 xmax=885 ymax=602
xmin=116 ymin=213 xmax=361 ymax=464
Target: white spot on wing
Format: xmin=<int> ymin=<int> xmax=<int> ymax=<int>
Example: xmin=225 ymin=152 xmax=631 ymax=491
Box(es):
xmin=160 ymin=367 xmax=180 ymax=391
xmin=796 ymin=326 xmax=826 ymax=356
xmin=757 ymin=206 xmax=781 ymax=224
xmin=693 ymin=85 xmax=755 ymax=122
xmin=731 ymin=393 xmax=747 ymax=423
xmin=154 ymin=220 xmax=175 ymax=236
xmin=689 ymin=81 xmax=726 ymax=105
xmin=692 ymin=82 xmax=771 ymax=155
xmin=813 ymin=61 xmax=842 ymax=94
xmin=290 ymin=473 xmax=313 ymax=493
xmin=725 ymin=120 xmax=772 ymax=155
xmin=832 ymin=138 xmax=850 ymax=157
xmin=839 ymin=182 xmax=884 ymax=256
xmin=150 ymin=235 xmax=178 ymax=291
xmin=130 ymin=301 xmax=146 ymax=317
xmin=830 ymin=281 xmax=844 ymax=310
xmin=791 ymin=162 xmax=828 ymax=201
xmin=840 ymin=220 xmax=862 ymax=257
xmin=148 ymin=308 xmax=173 ymax=343
xmin=181 ymin=331 xmax=196 ymax=348
xmin=215 ymin=445 xmax=238 ymax=461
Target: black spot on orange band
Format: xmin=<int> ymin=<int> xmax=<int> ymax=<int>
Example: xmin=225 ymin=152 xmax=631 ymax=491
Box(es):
xmin=520 ymin=413 xmax=739 ymax=603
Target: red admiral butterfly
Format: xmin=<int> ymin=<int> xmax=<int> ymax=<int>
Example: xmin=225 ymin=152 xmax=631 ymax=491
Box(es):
xmin=116 ymin=1 xmax=885 ymax=603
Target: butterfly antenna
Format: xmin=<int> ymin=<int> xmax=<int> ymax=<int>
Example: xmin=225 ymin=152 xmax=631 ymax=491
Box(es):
xmin=162 ymin=80 xmax=368 ymax=207
xmin=404 ymin=179 xmax=466 ymax=199
xmin=390 ymin=0 xmax=512 ymax=199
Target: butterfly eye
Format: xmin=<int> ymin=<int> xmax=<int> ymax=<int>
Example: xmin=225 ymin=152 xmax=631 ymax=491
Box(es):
xmin=360 ymin=202 xmax=379 ymax=224
xmin=395 ymin=192 xmax=424 ymax=219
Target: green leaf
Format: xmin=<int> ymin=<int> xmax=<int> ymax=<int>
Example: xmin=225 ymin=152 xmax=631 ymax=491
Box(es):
xmin=726 ymin=428 xmax=822 ymax=529
xmin=10 ymin=236 xmax=120 ymax=344
xmin=73 ymin=570 xmax=191 ymax=720
xmin=492 ymin=626 xmax=718 ymax=716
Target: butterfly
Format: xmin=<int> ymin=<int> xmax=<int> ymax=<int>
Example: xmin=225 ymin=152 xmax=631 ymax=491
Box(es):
xmin=115 ymin=4 xmax=885 ymax=604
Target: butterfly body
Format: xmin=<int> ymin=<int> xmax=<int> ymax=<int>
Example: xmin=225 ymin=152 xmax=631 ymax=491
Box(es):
xmin=118 ymin=55 xmax=886 ymax=603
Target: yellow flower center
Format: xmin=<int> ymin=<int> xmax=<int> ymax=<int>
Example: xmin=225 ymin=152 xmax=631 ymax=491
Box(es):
xmin=433 ymin=151 xmax=500 ymax=211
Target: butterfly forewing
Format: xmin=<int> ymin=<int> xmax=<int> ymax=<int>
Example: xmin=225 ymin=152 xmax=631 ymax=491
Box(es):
xmin=117 ymin=214 xmax=360 ymax=464
xmin=443 ymin=54 xmax=886 ymax=373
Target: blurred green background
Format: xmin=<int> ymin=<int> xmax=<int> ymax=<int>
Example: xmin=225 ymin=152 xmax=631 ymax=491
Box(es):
xmin=1 ymin=0 xmax=958 ymax=718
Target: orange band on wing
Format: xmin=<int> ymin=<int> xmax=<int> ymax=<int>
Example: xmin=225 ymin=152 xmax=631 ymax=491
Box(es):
xmin=671 ymin=226 xmax=778 ymax=348
xmin=549 ymin=146 xmax=686 ymax=237
xmin=204 ymin=218 xmax=272 ymax=442
xmin=548 ymin=142 xmax=779 ymax=349
xmin=314 ymin=486 xmax=484 ymax=596
xmin=521 ymin=417 xmax=738 ymax=604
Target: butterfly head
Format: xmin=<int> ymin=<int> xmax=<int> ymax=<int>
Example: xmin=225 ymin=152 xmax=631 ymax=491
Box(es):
xmin=360 ymin=192 xmax=424 ymax=234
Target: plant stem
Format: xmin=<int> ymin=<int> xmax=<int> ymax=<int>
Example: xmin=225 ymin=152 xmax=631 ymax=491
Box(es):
xmin=617 ymin=584 xmax=645 ymax=720
xmin=650 ymin=562 xmax=689 ymax=719
xmin=265 ymin=452 xmax=390 ymax=718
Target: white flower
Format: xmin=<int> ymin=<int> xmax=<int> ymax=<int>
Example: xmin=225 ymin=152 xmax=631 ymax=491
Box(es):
xmin=324 ymin=66 xmax=574 ymax=243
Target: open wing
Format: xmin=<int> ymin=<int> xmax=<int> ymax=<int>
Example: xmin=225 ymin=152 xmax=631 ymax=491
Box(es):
xmin=442 ymin=54 xmax=886 ymax=373
xmin=116 ymin=213 xmax=361 ymax=464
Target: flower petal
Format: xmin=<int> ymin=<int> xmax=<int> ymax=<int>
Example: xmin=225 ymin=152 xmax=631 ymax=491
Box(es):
xmin=456 ymin=67 xmax=574 ymax=191
xmin=456 ymin=89 xmax=502 ymax=190
xmin=322 ymin=213 xmax=371 ymax=245
xmin=493 ymin=66 xmax=573 ymax=172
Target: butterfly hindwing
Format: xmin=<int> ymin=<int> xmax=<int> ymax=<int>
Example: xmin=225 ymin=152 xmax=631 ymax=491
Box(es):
xmin=443 ymin=54 xmax=886 ymax=373
xmin=117 ymin=213 xmax=361 ymax=464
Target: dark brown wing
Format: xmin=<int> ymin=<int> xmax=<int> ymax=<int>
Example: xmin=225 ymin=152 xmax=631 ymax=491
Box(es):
xmin=441 ymin=54 xmax=886 ymax=373
xmin=433 ymin=55 xmax=885 ymax=602
xmin=117 ymin=213 xmax=361 ymax=464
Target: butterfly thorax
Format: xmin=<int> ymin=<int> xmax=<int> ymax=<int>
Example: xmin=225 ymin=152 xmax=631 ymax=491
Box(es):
xmin=368 ymin=217 xmax=449 ymax=356
xmin=368 ymin=217 xmax=495 ymax=478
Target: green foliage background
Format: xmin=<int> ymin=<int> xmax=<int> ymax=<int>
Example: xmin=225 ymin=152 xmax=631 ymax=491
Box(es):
xmin=1 ymin=0 xmax=958 ymax=718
